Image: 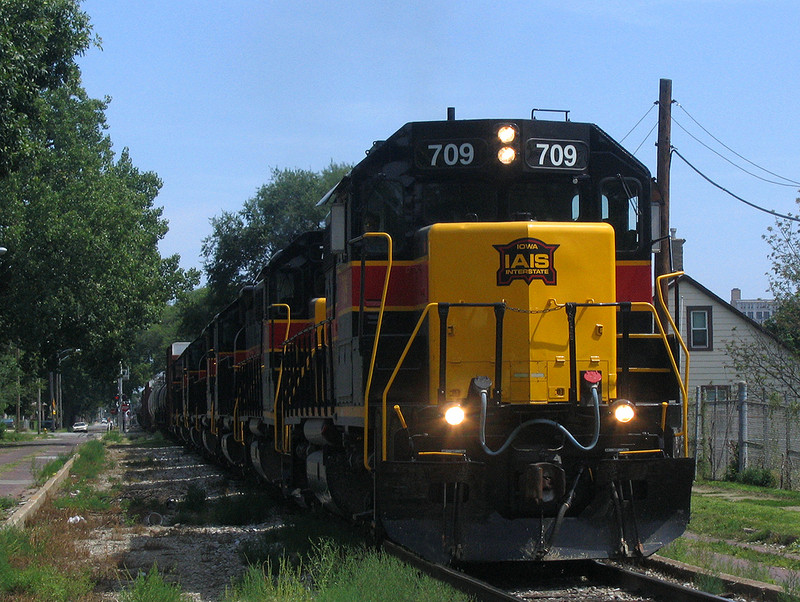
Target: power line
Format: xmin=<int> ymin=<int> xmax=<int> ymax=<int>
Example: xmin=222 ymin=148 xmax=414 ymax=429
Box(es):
xmin=633 ymin=121 xmax=658 ymax=156
xmin=674 ymin=101 xmax=800 ymax=187
xmin=620 ymin=101 xmax=657 ymax=144
xmin=672 ymin=148 xmax=800 ymax=223
xmin=672 ymin=114 xmax=798 ymax=187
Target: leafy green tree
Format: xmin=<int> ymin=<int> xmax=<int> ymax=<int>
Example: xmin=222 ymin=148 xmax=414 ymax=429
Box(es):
xmin=201 ymin=163 xmax=351 ymax=307
xmin=126 ymin=287 xmax=214 ymax=392
xmin=0 ymin=86 xmax=198 ymax=385
xmin=762 ymin=198 xmax=800 ymax=353
xmin=0 ymin=0 xmax=95 ymax=176
xmin=726 ymin=199 xmax=800 ymax=437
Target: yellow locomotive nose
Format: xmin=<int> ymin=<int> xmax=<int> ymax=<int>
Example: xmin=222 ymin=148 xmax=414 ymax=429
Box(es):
xmin=426 ymin=221 xmax=617 ymax=406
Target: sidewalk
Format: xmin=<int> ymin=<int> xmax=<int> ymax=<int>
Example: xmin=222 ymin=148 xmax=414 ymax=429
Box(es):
xmin=0 ymin=434 xmax=83 ymax=506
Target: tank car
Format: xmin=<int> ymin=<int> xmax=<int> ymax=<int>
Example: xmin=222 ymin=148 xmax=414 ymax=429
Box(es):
xmin=160 ymin=113 xmax=694 ymax=564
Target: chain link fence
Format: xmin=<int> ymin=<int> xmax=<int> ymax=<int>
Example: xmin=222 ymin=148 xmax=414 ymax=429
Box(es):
xmin=692 ymin=383 xmax=800 ymax=489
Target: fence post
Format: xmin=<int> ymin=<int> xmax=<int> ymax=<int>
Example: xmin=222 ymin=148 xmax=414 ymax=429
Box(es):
xmin=694 ymin=386 xmax=702 ymax=467
xmin=738 ymin=381 xmax=748 ymax=473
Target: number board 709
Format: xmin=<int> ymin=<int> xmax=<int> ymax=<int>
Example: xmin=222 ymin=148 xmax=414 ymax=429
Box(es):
xmin=525 ymin=138 xmax=589 ymax=172
xmin=415 ymin=138 xmax=488 ymax=169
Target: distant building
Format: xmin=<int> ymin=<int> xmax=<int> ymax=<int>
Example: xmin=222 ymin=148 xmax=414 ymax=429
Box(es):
xmin=729 ymin=288 xmax=777 ymax=325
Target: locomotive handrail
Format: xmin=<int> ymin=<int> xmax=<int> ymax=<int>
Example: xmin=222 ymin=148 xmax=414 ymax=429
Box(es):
xmin=350 ymin=232 xmax=393 ymax=472
xmin=232 ymin=325 xmax=247 ymax=443
xmin=566 ymin=294 xmax=690 ymax=457
xmin=624 ymin=302 xmax=687 ymax=443
xmin=380 ymin=302 xmax=438 ymax=464
xmin=379 ymin=301 xmax=505 ymax=464
xmin=269 ymin=303 xmax=291 ymax=453
xmin=655 ymin=270 xmax=691 ymax=457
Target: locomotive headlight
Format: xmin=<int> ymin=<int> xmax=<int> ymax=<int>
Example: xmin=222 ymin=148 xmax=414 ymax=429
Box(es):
xmin=497 ymin=125 xmax=517 ymax=144
xmin=610 ymin=399 xmax=635 ymax=423
xmin=497 ymin=146 xmax=517 ymax=165
xmin=444 ymin=405 xmax=465 ymax=426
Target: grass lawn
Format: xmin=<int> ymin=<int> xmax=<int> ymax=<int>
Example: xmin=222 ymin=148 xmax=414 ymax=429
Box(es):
xmin=658 ymin=479 xmax=800 ymax=599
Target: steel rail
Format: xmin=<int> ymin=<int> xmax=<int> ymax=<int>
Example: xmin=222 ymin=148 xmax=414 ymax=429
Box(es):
xmin=587 ymin=561 xmax=733 ymax=602
xmin=384 ymin=540 xmax=733 ymax=602
xmin=382 ymin=541 xmax=523 ymax=602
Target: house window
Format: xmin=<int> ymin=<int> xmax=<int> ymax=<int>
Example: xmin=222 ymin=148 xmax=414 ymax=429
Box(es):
xmin=687 ymin=306 xmax=712 ymax=351
xmin=701 ymin=385 xmax=731 ymax=402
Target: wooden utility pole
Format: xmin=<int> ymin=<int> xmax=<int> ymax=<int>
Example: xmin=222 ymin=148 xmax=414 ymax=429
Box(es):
xmin=655 ymin=78 xmax=672 ymax=315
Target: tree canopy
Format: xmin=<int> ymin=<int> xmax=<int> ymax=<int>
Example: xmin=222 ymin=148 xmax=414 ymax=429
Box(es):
xmin=0 ymin=85 xmax=198 ymax=380
xmin=0 ymin=0 xmax=95 ymax=176
xmin=0 ymin=1 xmax=198 ymax=423
xmin=201 ymin=163 xmax=350 ymax=308
xmin=727 ymin=199 xmax=800 ymax=406
xmin=762 ymin=199 xmax=800 ymax=354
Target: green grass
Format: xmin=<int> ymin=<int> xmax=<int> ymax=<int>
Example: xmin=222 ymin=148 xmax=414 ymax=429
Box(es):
xmin=0 ymin=496 xmax=16 ymax=512
xmin=70 ymin=439 xmax=108 ymax=480
xmin=239 ymin=508 xmax=363 ymax=569
xmin=0 ymin=527 xmax=93 ymax=601
xmin=102 ymin=430 xmax=125 ymax=444
xmin=120 ymin=564 xmax=186 ymax=602
xmin=689 ymin=488 xmax=800 ymax=545
xmin=225 ymin=539 xmax=471 ymax=602
xmin=53 ymin=483 xmax=111 ymax=512
xmin=34 ymin=453 xmax=72 ymax=485
xmin=134 ymin=431 xmax=173 ymax=448
xmin=657 ymin=479 xmax=800 ymax=596
xmin=50 ymin=439 xmax=113 ymax=512
xmin=0 ymin=431 xmax=41 ymax=444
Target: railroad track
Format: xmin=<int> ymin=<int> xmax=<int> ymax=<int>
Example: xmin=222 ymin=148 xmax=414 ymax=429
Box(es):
xmin=383 ymin=541 xmax=733 ymax=602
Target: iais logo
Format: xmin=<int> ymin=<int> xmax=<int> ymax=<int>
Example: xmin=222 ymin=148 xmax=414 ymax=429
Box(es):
xmin=493 ymin=238 xmax=559 ymax=286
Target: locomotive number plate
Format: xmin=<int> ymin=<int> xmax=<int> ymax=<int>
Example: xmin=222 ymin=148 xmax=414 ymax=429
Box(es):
xmin=525 ymin=138 xmax=589 ymax=171
xmin=415 ymin=138 xmax=488 ymax=169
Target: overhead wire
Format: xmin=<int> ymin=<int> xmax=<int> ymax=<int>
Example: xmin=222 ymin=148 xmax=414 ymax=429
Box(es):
xmin=665 ymin=99 xmax=800 ymax=223
xmin=675 ymin=102 xmax=800 ymax=187
xmin=617 ymin=99 xmax=799 ymax=223
xmin=633 ymin=121 xmax=658 ymax=156
xmin=672 ymin=113 xmax=797 ymax=187
xmin=671 ymin=149 xmax=800 ymax=223
xmin=620 ymin=101 xmax=657 ymax=144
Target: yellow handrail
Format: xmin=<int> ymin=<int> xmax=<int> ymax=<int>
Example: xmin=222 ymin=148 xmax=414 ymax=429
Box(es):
xmin=358 ymin=232 xmax=393 ymax=471
xmin=269 ymin=304 xmax=291 ymax=453
xmin=380 ymin=303 xmax=437 ymax=463
xmin=654 ymin=270 xmax=691 ymax=457
xmin=233 ymin=398 xmax=243 ymax=443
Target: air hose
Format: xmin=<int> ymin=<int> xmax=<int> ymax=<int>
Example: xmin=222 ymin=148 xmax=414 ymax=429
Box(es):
xmin=478 ymin=383 xmax=601 ymax=456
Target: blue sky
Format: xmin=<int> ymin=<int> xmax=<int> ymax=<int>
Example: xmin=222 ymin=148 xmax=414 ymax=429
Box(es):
xmin=77 ymin=1 xmax=800 ymax=301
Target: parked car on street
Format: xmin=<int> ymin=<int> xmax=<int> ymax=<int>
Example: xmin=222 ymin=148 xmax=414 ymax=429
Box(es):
xmin=72 ymin=421 xmax=88 ymax=433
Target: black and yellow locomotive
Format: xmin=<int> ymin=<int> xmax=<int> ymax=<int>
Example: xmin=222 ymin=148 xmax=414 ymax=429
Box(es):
xmin=147 ymin=113 xmax=693 ymax=564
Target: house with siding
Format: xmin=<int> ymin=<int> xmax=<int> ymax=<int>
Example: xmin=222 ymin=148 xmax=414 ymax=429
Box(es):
xmin=668 ymin=275 xmax=800 ymax=485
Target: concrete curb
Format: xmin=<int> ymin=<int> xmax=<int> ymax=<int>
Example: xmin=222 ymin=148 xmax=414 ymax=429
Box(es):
xmin=3 ymin=454 xmax=77 ymax=529
xmin=645 ymin=554 xmax=785 ymax=602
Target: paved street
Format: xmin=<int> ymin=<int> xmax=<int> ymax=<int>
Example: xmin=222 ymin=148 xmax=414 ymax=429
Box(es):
xmin=0 ymin=425 xmax=101 ymax=503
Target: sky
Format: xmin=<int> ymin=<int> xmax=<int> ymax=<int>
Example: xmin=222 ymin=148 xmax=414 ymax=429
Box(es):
xmin=76 ymin=0 xmax=800 ymax=301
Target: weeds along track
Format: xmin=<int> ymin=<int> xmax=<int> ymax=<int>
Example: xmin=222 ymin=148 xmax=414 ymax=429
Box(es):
xmin=39 ymin=434 xmax=289 ymax=601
